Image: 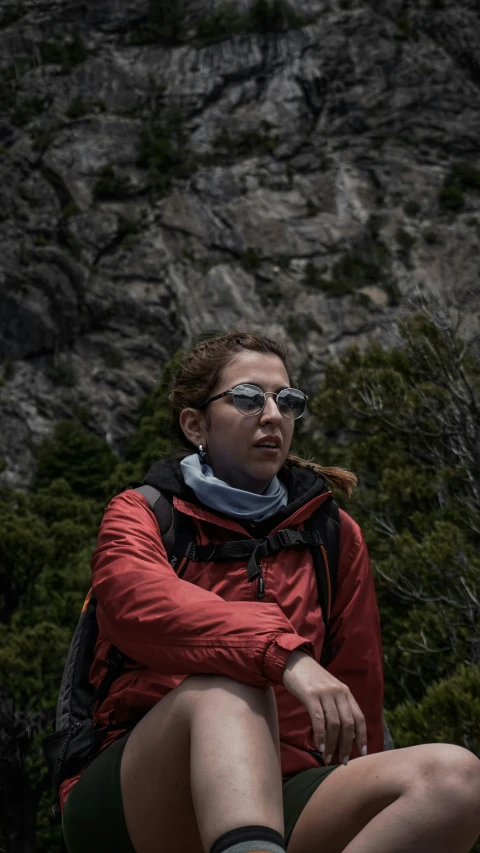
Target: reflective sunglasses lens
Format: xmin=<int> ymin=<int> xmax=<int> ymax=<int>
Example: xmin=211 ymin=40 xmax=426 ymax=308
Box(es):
xmin=277 ymin=388 xmax=307 ymax=419
xmin=232 ymin=384 xmax=265 ymax=415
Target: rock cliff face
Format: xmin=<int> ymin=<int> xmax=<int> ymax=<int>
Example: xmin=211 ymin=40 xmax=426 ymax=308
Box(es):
xmin=1 ymin=0 xmax=479 ymax=487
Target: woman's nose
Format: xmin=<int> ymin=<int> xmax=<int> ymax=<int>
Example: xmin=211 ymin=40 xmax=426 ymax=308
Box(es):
xmin=260 ymin=394 xmax=282 ymax=423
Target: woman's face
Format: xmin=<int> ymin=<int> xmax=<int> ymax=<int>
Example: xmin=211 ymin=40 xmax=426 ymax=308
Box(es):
xmin=196 ymin=351 xmax=295 ymax=493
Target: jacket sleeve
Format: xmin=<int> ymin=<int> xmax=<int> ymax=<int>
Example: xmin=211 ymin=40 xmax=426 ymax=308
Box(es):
xmin=326 ymin=509 xmax=384 ymax=756
xmin=92 ymin=490 xmax=314 ymax=687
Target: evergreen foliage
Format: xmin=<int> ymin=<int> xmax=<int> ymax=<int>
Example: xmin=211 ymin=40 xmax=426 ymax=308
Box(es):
xmin=387 ymin=664 xmax=480 ymax=753
xmin=34 ymin=419 xmax=118 ymax=498
xmin=93 ymin=165 xmax=132 ymax=201
xmin=438 ymin=161 xmax=480 ymax=213
xmin=39 ymin=30 xmax=87 ymax=69
xmin=137 ymin=107 xmax=197 ymax=197
xmin=129 ymin=0 xmax=185 ymax=45
xmin=196 ymin=0 xmax=310 ymax=44
xmin=306 ymin=310 xmax=480 ymax=709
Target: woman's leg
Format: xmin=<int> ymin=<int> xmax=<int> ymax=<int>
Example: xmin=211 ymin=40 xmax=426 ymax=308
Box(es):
xmin=120 ymin=675 xmax=284 ymax=853
xmin=287 ymin=743 xmax=480 ymax=853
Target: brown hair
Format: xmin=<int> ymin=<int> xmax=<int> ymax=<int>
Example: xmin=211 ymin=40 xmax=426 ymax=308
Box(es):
xmin=169 ymin=329 xmax=356 ymax=496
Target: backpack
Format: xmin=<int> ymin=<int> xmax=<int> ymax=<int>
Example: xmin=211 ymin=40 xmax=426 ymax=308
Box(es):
xmin=43 ymin=483 xmax=393 ymax=823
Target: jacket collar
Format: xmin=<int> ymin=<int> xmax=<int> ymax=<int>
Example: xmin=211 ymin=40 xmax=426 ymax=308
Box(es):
xmin=143 ymin=457 xmax=331 ymax=533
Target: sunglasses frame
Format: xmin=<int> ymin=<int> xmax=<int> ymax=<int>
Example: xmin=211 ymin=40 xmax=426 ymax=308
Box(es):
xmin=198 ymin=383 xmax=308 ymax=420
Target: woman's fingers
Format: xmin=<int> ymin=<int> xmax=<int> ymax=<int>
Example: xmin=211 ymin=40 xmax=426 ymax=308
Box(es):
xmin=282 ymin=652 xmax=368 ymax=766
xmin=318 ymin=696 xmax=340 ymax=764
xmin=309 ymin=699 xmax=326 ymax=756
xmin=350 ymin=693 xmax=368 ymax=758
xmin=335 ymin=693 xmax=356 ymax=765
xmin=308 ymin=690 xmax=367 ymax=766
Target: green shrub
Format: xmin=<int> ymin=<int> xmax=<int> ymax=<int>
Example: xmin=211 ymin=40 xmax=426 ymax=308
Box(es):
xmin=50 ymin=356 xmax=77 ymax=387
xmin=214 ymin=126 xmax=278 ymax=159
xmin=62 ymin=201 xmax=80 ymax=218
xmin=12 ymin=96 xmax=44 ymax=126
xmin=256 ymin=282 xmax=282 ymax=307
xmin=103 ymin=345 xmax=125 ymax=370
xmin=0 ymin=62 xmax=32 ymax=114
xmin=196 ymin=0 xmax=310 ymax=44
xmin=275 ymin=254 xmax=290 ymax=270
xmin=303 ymin=261 xmax=347 ymax=296
xmin=287 ymin=315 xmax=322 ymax=342
xmin=449 ymin=161 xmax=480 ymax=192
xmin=129 ymin=0 xmax=185 ymax=44
xmin=117 ymin=215 xmax=140 ymax=238
xmin=241 ymin=247 xmax=262 ymax=269
xmin=35 ymin=420 xmax=118 ymax=499
xmin=396 ymin=15 xmax=419 ymax=41
xmin=31 ymin=128 xmax=53 ymax=152
xmin=333 ymin=251 xmax=383 ymax=289
xmin=303 ymin=229 xmax=396 ymax=300
xmin=39 ymin=30 xmax=87 ymax=68
xmin=387 ymin=664 xmax=480 ymax=754
xmin=438 ymin=183 xmax=464 ymax=213
xmin=404 ymin=199 xmax=421 ymax=217
xmin=422 ymin=228 xmax=438 ymax=244
xmin=3 ymin=360 xmax=15 ymax=381
xmin=196 ymin=2 xmax=244 ymax=43
xmin=396 ymin=228 xmax=416 ymax=252
xmin=93 ymin=165 xmax=131 ymax=201
xmin=137 ymin=108 xmax=197 ymax=197
xmin=0 ymin=3 xmax=27 ymax=27
xmin=382 ymin=277 xmax=402 ymax=306
xmin=249 ymin=0 xmax=309 ymax=31
xmin=66 ymin=96 xmax=91 ymax=118
xmin=438 ymin=162 xmax=480 ymax=213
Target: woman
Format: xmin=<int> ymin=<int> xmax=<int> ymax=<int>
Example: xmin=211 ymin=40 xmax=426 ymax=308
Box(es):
xmin=61 ymin=330 xmax=480 ymax=853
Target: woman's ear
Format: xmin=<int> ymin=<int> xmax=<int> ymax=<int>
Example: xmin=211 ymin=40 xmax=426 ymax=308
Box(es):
xmin=179 ymin=407 xmax=206 ymax=448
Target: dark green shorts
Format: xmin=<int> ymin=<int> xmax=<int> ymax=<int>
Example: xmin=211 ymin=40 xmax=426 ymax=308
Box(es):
xmin=63 ymin=732 xmax=339 ymax=852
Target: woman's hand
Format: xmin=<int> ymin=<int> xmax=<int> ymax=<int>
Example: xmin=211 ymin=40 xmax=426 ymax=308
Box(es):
xmin=282 ymin=650 xmax=367 ymax=766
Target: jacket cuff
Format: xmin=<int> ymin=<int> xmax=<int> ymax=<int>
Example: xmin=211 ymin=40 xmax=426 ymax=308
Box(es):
xmin=263 ymin=633 xmax=314 ymax=684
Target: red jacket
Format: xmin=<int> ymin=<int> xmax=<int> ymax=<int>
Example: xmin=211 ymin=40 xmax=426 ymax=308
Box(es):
xmin=60 ymin=462 xmax=384 ymax=808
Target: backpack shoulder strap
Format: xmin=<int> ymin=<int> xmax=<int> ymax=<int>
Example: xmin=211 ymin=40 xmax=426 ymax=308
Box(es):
xmin=305 ymin=495 xmax=340 ymax=617
xmin=305 ymin=495 xmax=340 ymax=666
xmin=134 ymin=485 xmax=195 ymax=576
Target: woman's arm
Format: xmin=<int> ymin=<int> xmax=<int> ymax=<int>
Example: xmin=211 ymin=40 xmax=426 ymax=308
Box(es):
xmin=92 ymin=490 xmax=313 ymax=687
xmin=325 ymin=509 xmax=384 ymax=756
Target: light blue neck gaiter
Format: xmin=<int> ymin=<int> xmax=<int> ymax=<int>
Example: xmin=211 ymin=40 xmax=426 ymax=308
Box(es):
xmin=180 ymin=453 xmax=288 ymax=522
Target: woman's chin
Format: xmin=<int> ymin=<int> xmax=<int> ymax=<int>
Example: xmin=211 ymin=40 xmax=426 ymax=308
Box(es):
xmin=246 ymin=460 xmax=283 ymax=487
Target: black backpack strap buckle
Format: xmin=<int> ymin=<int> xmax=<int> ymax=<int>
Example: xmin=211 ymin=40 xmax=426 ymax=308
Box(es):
xmin=276 ymin=528 xmax=305 ymax=548
xmin=107 ymin=647 xmax=125 ymax=671
xmin=185 ymin=541 xmax=198 ymax=561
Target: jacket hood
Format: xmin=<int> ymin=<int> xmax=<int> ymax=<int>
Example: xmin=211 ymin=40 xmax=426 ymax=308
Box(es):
xmin=142 ymin=457 xmax=330 ymax=521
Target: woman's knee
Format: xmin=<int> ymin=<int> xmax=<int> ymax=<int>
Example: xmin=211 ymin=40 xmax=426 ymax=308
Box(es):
xmin=412 ymin=743 xmax=480 ymax=823
xmin=177 ymin=675 xmax=279 ymax=740
xmin=178 ymin=674 xmax=277 ymax=719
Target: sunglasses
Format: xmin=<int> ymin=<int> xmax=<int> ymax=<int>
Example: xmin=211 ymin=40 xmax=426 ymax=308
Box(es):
xmin=199 ymin=383 xmax=308 ymax=420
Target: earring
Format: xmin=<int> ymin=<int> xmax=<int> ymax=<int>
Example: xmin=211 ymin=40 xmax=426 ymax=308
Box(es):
xmin=198 ymin=444 xmax=207 ymax=464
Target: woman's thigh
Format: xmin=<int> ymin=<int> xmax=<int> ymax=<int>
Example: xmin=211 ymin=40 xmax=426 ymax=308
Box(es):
xmin=64 ymin=675 xmax=282 ymax=853
xmin=120 ymin=674 xmax=282 ymax=853
xmin=119 ymin=677 xmax=207 ymax=853
xmin=286 ymin=743 xmax=480 ymax=853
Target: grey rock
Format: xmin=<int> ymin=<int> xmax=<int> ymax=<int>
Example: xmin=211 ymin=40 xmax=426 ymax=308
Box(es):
xmin=1 ymin=0 xmax=480 ymax=486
